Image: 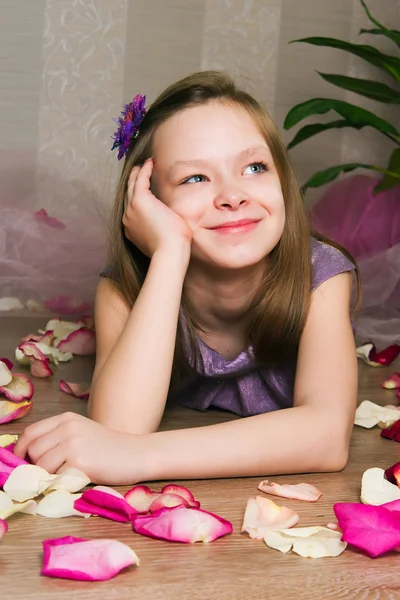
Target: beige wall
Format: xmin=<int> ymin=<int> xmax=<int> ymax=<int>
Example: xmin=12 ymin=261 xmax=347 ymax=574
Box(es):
xmin=1 ymin=0 xmax=399 ymax=218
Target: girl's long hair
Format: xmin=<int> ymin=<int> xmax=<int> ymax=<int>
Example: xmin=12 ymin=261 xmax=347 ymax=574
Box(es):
xmin=107 ymin=70 xmax=360 ymax=387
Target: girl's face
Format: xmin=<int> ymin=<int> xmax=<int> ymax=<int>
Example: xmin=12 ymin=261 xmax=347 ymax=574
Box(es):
xmin=151 ymin=101 xmax=285 ymax=271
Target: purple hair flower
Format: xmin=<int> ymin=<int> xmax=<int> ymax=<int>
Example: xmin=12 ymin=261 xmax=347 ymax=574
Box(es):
xmin=111 ymin=94 xmax=147 ymax=160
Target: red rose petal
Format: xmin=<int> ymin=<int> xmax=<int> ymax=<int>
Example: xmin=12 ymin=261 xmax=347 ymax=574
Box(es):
xmin=0 ymin=445 xmax=29 ymax=487
xmin=381 ymin=420 xmax=400 ymax=442
xmin=0 ymin=518 xmax=8 ymax=539
xmin=385 ymin=462 xmax=400 ymax=486
xmin=371 ymin=344 xmax=400 ymax=366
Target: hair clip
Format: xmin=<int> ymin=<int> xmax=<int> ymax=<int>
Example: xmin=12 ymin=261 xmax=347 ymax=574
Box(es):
xmin=111 ymin=94 xmax=147 ymax=160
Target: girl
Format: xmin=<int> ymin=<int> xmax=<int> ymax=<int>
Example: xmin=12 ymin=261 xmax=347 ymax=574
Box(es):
xmin=15 ymin=71 xmax=359 ymax=484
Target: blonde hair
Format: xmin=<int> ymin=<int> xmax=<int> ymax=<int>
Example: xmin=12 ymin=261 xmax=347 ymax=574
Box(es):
xmin=107 ymin=70 xmax=359 ymax=385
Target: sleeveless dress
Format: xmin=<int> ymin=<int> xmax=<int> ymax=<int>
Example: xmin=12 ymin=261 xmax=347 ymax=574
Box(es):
xmin=167 ymin=240 xmax=356 ymax=417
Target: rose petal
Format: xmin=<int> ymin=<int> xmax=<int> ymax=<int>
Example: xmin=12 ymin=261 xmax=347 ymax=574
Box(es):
xmin=56 ymin=328 xmax=96 ymax=356
xmin=382 ymin=373 xmax=400 ymax=390
xmin=0 ymin=435 xmax=19 ymax=448
xmin=0 ymin=373 xmax=34 ymax=402
xmin=381 ymin=419 xmax=400 ymax=442
xmin=361 ymin=467 xmax=400 ymax=505
xmin=257 ymin=480 xmax=322 ymax=502
xmin=41 ymin=536 xmax=139 ymax=581
xmin=0 ymin=358 xmax=13 ymax=371
xmin=0 ymin=399 xmax=33 ymax=426
xmin=160 ymin=484 xmax=200 ymax=508
xmin=0 ymin=490 xmax=36 ymax=518
xmin=0 ymin=445 xmax=28 ymax=486
xmin=132 ymin=505 xmax=233 ymax=543
xmin=124 ymin=485 xmax=161 ymax=513
xmin=384 ymin=462 xmax=400 ymax=486
xmin=0 ymin=297 xmax=23 ymax=311
xmin=354 ymin=400 xmax=400 ymax=429
xmin=36 ymin=490 xmax=90 ymax=518
xmin=20 ymin=331 xmax=54 ymax=346
xmin=372 ymin=344 xmax=400 ymax=366
xmin=149 ymin=493 xmax=190 ymax=513
xmin=16 ymin=343 xmax=54 ymax=377
xmin=45 ymin=468 xmax=91 ymax=494
xmin=264 ymin=526 xmax=346 ymax=558
xmin=0 ymin=360 xmax=13 ymax=386
xmin=241 ymin=496 xmax=299 ymax=540
xmin=74 ymin=486 xmax=137 ymax=522
xmin=59 ymin=380 xmax=90 ymax=400
xmin=334 ymin=502 xmax=400 ymax=557
xmin=0 ymin=518 xmax=8 ymax=539
xmin=34 ymin=209 xmax=66 ymax=230
xmin=44 ymin=318 xmax=81 ymax=339
xmin=3 ymin=464 xmax=57 ymax=501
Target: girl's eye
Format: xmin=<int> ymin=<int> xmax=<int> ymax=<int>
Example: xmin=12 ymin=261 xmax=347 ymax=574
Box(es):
xmin=244 ymin=162 xmax=268 ymax=175
xmin=181 ymin=174 xmax=207 ymax=184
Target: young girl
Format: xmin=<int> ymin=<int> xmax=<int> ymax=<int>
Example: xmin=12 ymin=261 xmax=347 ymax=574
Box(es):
xmin=14 ymin=71 xmax=359 ymax=484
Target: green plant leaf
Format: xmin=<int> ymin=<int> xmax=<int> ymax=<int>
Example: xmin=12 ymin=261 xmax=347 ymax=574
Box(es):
xmin=284 ymin=98 xmax=399 ymax=137
xmin=359 ymin=0 xmax=400 ymax=47
xmin=290 ymin=37 xmax=400 ymax=82
xmin=317 ymin=72 xmax=400 ymax=104
xmin=374 ymin=148 xmax=400 ymax=193
xmin=359 ymin=28 xmax=400 ymax=48
xmin=302 ymin=162 xmax=400 ymax=191
xmin=287 ymin=120 xmax=358 ymax=150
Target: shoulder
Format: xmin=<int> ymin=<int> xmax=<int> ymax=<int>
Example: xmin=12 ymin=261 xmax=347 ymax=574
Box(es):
xmin=311 ymin=238 xmax=356 ymax=292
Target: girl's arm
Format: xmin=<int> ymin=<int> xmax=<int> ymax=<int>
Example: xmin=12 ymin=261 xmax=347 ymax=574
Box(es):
xmin=136 ymin=271 xmax=357 ymax=478
xmin=89 ymin=244 xmax=188 ymax=434
xmin=14 ymin=272 xmax=356 ymax=481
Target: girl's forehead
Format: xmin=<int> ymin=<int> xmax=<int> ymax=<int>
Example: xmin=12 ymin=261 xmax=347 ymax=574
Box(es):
xmin=152 ymin=102 xmax=268 ymax=161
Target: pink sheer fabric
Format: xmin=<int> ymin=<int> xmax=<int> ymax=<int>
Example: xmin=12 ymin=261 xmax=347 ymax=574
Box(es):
xmin=0 ymin=206 xmax=106 ymax=315
xmin=310 ymin=175 xmax=400 ymax=349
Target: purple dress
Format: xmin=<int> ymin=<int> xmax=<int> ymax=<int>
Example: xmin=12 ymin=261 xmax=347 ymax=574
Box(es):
xmin=168 ymin=240 xmax=355 ymax=417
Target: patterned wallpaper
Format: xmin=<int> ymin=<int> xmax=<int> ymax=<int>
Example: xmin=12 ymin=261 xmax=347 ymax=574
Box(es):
xmin=1 ymin=0 xmax=398 ymax=219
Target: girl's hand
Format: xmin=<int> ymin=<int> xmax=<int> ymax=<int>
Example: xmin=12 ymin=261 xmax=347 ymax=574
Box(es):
xmin=13 ymin=413 xmax=142 ymax=485
xmin=122 ymin=159 xmax=193 ymax=258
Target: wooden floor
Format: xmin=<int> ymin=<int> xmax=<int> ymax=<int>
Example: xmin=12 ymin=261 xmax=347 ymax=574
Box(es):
xmin=1 ymin=316 xmax=399 ymax=600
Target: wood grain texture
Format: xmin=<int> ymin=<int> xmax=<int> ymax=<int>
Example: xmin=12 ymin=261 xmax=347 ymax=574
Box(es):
xmin=0 ymin=316 xmax=399 ymax=600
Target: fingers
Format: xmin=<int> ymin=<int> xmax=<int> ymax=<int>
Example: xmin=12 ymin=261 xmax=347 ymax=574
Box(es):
xmin=13 ymin=412 xmax=78 ymax=459
xmin=125 ymin=159 xmax=153 ymax=209
xmin=23 ymin=425 xmax=63 ymax=465
xmin=35 ymin=444 xmax=68 ymax=474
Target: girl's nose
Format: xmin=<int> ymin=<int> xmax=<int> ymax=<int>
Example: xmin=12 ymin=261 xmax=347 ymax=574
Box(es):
xmin=214 ymin=185 xmax=249 ymax=210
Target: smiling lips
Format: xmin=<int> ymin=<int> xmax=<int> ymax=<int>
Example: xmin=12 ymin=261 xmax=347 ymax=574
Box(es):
xmin=209 ymin=219 xmax=261 ymax=234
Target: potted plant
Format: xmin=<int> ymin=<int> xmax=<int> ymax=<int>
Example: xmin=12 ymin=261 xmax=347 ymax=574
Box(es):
xmin=284 ymin=0 xmax=399 ymax=195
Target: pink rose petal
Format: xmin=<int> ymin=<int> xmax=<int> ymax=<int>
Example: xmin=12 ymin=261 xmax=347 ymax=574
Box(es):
xmin=241 ymin=496 xmax=299 ymax=540
xmin=160 ymin=484 xmax=200 ymax=508
xmin=0 ymin=373 xmax=34 ymax=402
xmin=149 ymin=493 xmax=190 ymax=512
xmin=0 ymin=445 xmax=29 ymax=487
xmin=17 ymin=342 xmax=53 ymax=378
xmin=0 ymin=358 xmax=13 ymax=371
xmin=34 ymin=209 xmax=66 ymax=230
xmin=56 ymin=328 xmax=96 ymax=356
xmin=382 ymin=373 xmax=400 ymax=390
xmin=132 ymin=505 xmax=233 ymax=543
xmin=20 ymin=331 xmax=54 ymax=346
xmin=334 ymin=502 xmax=400 ymax=557
xmin=381 ymin=419 xmax=400 ymax=442
xmin=257 ymin=480 xmax=323 ymax=502
xmin=0 ymin=399 xmax=33 ymax=427
xmin=59 ymin=380 xmax=90 ymax=400
xmin=41 ymin=536 xmax=139 ymax=581
xmin=0 ymin=518 xmax=8 ymax=539
xmin=74 ymin=487 xmax=137 ymax=522
xmin=385 ymin=462 xmax=400 ymax=486
xmin=124 ymin=485 xmax=161 ymax=513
